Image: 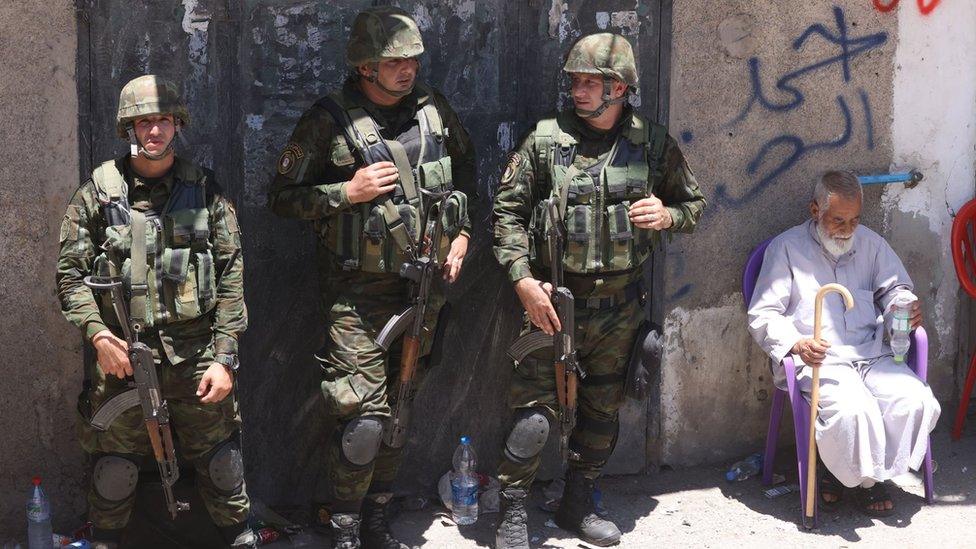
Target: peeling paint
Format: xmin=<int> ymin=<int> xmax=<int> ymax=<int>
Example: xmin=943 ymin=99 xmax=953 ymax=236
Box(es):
xmin=181 ymin=0 xmax=209 ymax=35
xmin=455 ymin=0 xmax=475 ymax=21
xmin=496 ymin=121 xmax=514 ymax=151
xmin=245 ymin=114 xmax=264 ymax=131
xmin=610 ymin=10 xmax=640 ymax=36
xmin=412 ymin=4 xmax=433 ymax=31
xmin=548 ymin=0 xmax=572 ymax=42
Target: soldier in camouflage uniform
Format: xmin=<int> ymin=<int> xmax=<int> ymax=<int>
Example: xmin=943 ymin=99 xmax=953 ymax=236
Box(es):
xmin=267 ymin=7 xmax=475 ymax=549
xmin=56 ymin=75 xmax=255 ymax=548
xmin=492 ymin=34 xmax=706 ymax=548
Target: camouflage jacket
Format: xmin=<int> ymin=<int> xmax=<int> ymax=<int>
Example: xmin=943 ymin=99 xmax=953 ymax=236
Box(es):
xmin=493 ymin=108 xmax=706 ymax=287
xmin=56 ymin=156 xmax=246 ymax=364
xmin=267 ymin=76 xmax=476 ymax=243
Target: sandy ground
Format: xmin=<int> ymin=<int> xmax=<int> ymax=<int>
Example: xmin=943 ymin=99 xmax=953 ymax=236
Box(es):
xmin=267 ymin=430 xmax=975 ymax=549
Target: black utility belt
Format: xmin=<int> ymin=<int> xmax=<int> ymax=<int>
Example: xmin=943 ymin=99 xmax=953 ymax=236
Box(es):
xmin=574 ymin=280 xmax=644 ymax=310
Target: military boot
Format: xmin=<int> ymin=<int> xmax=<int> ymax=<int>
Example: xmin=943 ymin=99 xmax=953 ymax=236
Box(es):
xmin=360 ymin=497 xmax=410 ymax=549
xmin=495 ymin=488 xmax=529 ymax=549
xmin=331 ymin=513 xmax=362 ymax=549
xmin=554 ymin=470 xmax=621 ymax=547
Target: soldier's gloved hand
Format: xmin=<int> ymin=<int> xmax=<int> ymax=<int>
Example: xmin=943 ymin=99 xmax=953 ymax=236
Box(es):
xmin=791 ymin=337 xmax=831 ymax=367
xmin=92 ymin=329 xmax=132 ymax=379
xmin=443 ymin=233 xmax=469 ymax=283
xmin=197 ymin=363 xmax=234 ymax=404
xmin=629 ymin=195 xmax=673 ymax=230
xmin=515 ymin=277 xmax=561 ymax=336
xmin=346 ymin=161 xmax=399 ymax=204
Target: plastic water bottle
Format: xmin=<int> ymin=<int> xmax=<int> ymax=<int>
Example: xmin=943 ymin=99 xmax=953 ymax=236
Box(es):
xmin=450 ymin=436 xmax=478 ymax=525
xmin=26 ymin=477 xmax=53 ymax=549
xmin=890 ymin=296 xmax=913 ymax=362
xmin=725 ymin=453 xmax=763 ymax=482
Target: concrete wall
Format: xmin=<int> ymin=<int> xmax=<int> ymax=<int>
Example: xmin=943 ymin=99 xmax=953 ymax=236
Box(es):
xmin=0 ymin=0 xmax=85 ymax=538
xmin=663 ymin=1 xmax=976 ymax=465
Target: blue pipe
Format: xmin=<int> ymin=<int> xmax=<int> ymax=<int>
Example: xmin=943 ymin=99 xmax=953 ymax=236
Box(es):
xmin=858 ymin=171 xmax=923 ymax=186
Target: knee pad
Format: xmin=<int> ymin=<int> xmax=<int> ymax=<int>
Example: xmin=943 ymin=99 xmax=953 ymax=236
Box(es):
xmin=206 ymin=438 xmax=245 ymax=496
xmin=92 ymin=454 xmax=139 ymax=502
xmin=505 ymin=408 xmax=550 ymax=463
xmin=340 ymin=416 xmax=385 ymax=467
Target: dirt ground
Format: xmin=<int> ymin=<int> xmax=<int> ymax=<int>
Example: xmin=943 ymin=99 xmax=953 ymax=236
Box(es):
xmin=268 ymin=429 xmax=975 ymax=549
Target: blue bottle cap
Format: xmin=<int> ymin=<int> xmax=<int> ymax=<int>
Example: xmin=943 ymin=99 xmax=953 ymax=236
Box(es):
xmin=460 ymin=436 xmax=470 ymax=444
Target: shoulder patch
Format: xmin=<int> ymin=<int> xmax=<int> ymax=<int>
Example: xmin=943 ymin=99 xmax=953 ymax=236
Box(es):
xmin=277 ymin=143 xmax=305 ymax=175
xmin=501 ymin=152 xmax=523 ymax=187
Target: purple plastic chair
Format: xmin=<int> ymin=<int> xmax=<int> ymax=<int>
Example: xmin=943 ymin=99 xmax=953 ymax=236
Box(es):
xmin=742 ymin=238 xmax=935 ymax=527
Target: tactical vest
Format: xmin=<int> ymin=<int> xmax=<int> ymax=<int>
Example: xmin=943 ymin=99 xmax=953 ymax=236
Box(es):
xmin=90 ymin=158 xmax=217 ymax=330
xmin=315 ymin=84 xmax=466 ymax=273
xmin=529 ymin=112 xmax=667 ymax=275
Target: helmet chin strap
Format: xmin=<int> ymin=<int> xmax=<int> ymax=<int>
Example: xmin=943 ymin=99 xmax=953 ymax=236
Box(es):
xmin=127 ymin=126 xmax=177 ymax=161
xmin=575 ymin=76 xmax=628 ymax=119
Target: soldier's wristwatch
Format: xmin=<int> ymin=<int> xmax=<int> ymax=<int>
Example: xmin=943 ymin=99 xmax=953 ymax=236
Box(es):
xmin=215 ymin=353 xmax=239 ymax=372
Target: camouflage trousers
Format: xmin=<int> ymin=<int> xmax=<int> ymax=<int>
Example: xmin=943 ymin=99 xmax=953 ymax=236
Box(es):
xmin=77 ymin=332 xmax=248 ymax=529
xmin=497 ymin=286 xmax=643 ymax=490
xmin=318 ymin=270 xmax=445 ymax=513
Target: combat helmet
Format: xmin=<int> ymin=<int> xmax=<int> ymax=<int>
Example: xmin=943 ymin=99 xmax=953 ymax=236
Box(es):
xmin=346 ymin=7 xmax=424 ymax=98
xmin=116 ymin=75 xmax=187 ymax=159
xmin=346 ymin=6 xmax=424 ymax=66
xmin=563 ymin=33 xmax=638 ymax=118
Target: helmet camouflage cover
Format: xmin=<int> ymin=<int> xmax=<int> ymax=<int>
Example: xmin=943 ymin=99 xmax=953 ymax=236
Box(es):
xmin=116 ymin=75 xmax=189 ymax=138
xmin=346 ymin=6 xmax=424 ymax=66
xmin=562 ymin=33 xmax=638 ymax=88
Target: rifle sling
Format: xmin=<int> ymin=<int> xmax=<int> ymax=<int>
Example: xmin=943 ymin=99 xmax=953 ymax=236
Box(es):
xmin=129 ymin=210 xmax=148 ymax=330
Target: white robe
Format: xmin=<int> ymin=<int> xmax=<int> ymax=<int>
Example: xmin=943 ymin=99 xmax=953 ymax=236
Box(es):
xmin=747 ymin=220 xmax=940 ymax=487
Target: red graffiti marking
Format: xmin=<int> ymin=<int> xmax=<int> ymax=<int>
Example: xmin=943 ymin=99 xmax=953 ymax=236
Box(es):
xmin=873 ymin=0 xmax=942 ymax=15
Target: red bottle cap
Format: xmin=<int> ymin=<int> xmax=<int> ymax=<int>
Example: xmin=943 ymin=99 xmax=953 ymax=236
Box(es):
xmin=32 ymin=476 xmax=41 ymax=486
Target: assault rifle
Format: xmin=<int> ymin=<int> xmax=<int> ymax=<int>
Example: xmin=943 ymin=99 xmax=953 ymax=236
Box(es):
xmin=375 ymin=188 xmax=453 ymax=447
xmin=506 ymin=199 xmax=583 ymax=462
xmin=83 ymin=275 xmax=189 ymax=519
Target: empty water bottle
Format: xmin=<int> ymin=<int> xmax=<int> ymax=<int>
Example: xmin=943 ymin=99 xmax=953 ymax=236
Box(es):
xmin=890 ymin=296 xmax=913 ymax=362
xmin=26 ymin=477 xmax=52 ymax=549
xmin=725 ymin=453 xmax=763 ymax=482
xmin=451 ymin=436 xmax=479 ymax=525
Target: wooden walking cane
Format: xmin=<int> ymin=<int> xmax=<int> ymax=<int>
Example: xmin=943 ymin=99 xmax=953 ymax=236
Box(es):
xmin=804 ymin=283 xmax=854 ymax=529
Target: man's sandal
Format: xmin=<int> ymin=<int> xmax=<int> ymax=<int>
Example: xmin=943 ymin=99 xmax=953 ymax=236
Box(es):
xmin=818 ymin=469 xmax=844 ymax=512
xmin=856 ymin=483 xmax=895 ymax=517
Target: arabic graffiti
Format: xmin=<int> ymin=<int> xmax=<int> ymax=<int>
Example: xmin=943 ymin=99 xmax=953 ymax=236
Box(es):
xmin=715 ymin=7 xmax=887 ymax=206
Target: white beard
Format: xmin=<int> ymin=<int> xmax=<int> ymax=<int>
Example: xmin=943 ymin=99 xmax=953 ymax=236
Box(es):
xmin=816 ymin=221 xmax=854 ymax=258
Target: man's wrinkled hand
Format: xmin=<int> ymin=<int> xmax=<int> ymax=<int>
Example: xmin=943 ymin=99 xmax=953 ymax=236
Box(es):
xmin=792 ymin=337 xmax=831 ymax=367
xmin=197 ymin=363 xmax=234 ymax=404
xmin=346 ymin=161 xmax=399 ymax=204
xmin=443 ymin=233 xmax=469 ymax=283
xmin=629 ymin=195 xmax=672 ymax=230
xmin=92 ymin=329 xmax=132 ymax=379
xmin=514 ymin=277 xmax=561 ymax=335
xmin=910 ymin=299 xmax=923 ymax=329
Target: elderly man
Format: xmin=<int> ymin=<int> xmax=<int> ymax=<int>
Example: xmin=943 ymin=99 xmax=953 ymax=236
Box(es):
xmin=748 ymin=171 xmax=940 ymax=516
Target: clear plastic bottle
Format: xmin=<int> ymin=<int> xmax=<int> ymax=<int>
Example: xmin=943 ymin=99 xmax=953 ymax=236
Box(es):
xmin=890 ymin=296 xmax=913 ymax=362
xmin=26 ymin=477 xmax=53 ymax=549
xmin=450 ymin=436 xmax=479 ymax=525
xmin=725 ymin=453 xmax=763 ymax=482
